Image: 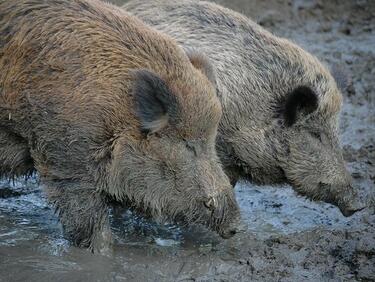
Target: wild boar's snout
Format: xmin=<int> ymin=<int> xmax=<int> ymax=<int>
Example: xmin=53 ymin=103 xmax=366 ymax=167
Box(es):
xmin=326 ymin=183 xmax=366 ymax=217
xmin=209 ymin=189 xmax=241 ymax=239
xmin=191 ymin=158 xmax=240 ymax=238
xmin=328 ymin=167 xmax=366 ymax=217
xmin=220 ymin=225 xmax=239 ymax=238
xmin=340 ymin=204 xmax=365 ymax=217
xmin=336 ymin=186 xmax=366 ymax=217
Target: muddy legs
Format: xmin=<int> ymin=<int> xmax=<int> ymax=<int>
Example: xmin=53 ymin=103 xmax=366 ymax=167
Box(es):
xmin=46 ymin=181 xmax=111 ymax=253
xmin=0 ymin=129 xmax=34 ymax=178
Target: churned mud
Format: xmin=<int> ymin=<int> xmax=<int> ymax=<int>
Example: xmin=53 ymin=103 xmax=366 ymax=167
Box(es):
xmin=0 ymin=0 xmax=374 ymax=281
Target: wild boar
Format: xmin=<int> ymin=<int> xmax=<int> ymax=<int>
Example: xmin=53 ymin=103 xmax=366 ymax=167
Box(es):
xmin=0 ymin=0 xmax=240 ymax=252
xmin=124 ymin=0 xmax=365 ymax=216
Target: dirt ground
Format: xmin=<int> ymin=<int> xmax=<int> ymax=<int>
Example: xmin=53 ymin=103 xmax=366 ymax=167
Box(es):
xmin=0 ymin=0 xmax=374 ymax=281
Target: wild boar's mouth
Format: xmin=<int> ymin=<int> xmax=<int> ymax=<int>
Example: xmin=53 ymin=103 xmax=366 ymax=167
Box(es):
xmin=172 ymin=206 xmax=228 ymax=231
xmin=318 ymin=183 xmax=366 ymax=217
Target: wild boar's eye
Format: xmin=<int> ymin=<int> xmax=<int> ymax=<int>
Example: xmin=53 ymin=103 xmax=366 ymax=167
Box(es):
xmin=185 ymin=141 xmax=198 ymax=156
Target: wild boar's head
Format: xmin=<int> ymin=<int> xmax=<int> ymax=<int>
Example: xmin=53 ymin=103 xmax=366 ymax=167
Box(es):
xmin=109 ymin=52 xmax=240 ymax=238
xmin=222 ymin=40 xmax=366 ymax=217
xmin=276 ymin=83 xmax=365 ymax=217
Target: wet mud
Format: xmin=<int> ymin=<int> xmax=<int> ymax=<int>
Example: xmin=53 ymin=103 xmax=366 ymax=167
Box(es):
xmin=0 ymin=0 xmax=374 ymax=281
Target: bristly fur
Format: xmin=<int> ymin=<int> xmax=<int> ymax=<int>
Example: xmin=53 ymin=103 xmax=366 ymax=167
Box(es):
xmin=124 ymin=0 xmax=365 ymax=216
xmin=0 ymin=0 xmax=240 ymax=252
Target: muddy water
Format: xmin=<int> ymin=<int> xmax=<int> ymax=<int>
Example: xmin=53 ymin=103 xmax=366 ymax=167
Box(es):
xmin=0 ymin=178 xmax=362 ymax=281
xmin=1 ymin=0 xmax=374 ymax=281
xmin=0 ymin=179 xmax=371 ymax=281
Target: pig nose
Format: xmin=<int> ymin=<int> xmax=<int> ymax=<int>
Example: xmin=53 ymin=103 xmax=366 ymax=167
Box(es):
xmin=220 ymin=228 xmax=237 ymax=239
xmin=338 ymin=197 xmax=366 ymax=217
xmin=339 ymin=203 xmax=366 ymax=217
xmin=218 ymin=218 xmax=242 ymax=239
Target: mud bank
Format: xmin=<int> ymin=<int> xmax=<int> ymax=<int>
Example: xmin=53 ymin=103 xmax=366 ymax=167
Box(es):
xmin=0 ymin=0 xmax=374 ymax=281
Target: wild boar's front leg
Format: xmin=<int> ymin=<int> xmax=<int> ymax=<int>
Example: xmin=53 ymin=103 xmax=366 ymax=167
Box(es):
xmin=45 ymin=181 xmax=111 ymax=253
xmin=0 ymin=129 xmax=34 ymax=179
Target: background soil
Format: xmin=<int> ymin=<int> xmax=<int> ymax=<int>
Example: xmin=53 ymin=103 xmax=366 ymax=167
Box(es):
xmin=0 ymin=0 xmax=374 ymax=281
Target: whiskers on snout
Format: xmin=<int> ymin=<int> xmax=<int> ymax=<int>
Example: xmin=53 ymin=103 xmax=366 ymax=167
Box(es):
xmin=161 ymin=193 xmax=240 ymax=239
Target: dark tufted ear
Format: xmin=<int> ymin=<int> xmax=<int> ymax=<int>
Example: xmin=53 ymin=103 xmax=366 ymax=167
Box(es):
xmin=283 ymin=86 xmax=319 ymax=126
xmin=132 ymin=70 xmax=178 ymax=134
xmin=185 ymin=49 xmax=216 ymax=84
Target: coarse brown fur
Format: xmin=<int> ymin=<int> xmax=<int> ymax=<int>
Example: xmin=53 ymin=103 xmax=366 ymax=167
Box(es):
xmin=0 ymin=0 xmax=240 ymax=252
xmin=124 ymin=0 xmax=365 ymax=216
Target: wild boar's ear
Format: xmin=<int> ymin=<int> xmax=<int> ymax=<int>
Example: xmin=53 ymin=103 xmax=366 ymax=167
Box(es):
xmin=185 ymin=48 xmax=216 ymax=84
xmin=132 ymin=70 xmax=178 ymax=134
xmin=283 ymin=86 xmax=319 ymax=127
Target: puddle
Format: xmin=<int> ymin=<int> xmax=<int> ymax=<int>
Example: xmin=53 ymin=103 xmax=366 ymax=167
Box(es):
xmin=0 ymin=176 xmax=358 ymax=252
